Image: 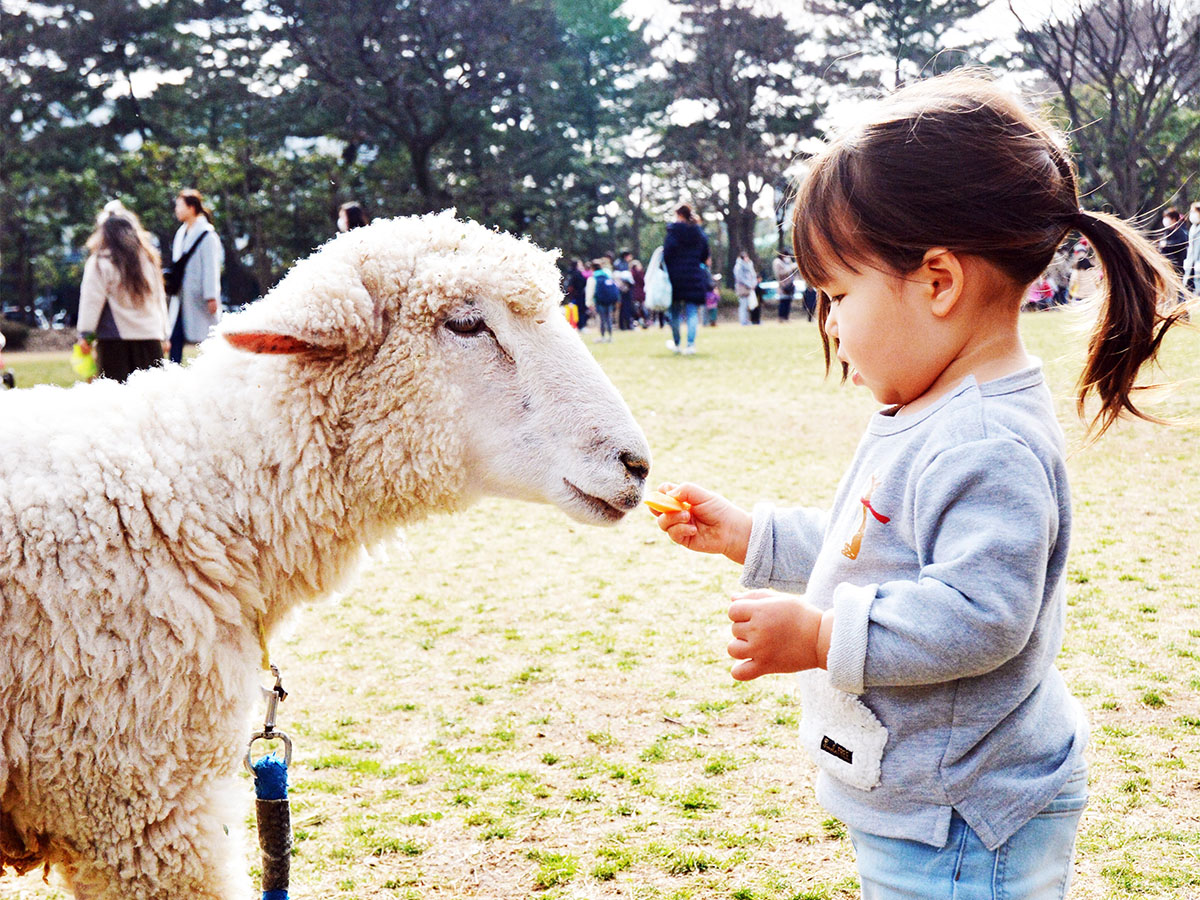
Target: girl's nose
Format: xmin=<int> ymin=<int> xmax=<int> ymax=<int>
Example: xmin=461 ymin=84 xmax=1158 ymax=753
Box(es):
xmin=823 ymin=304 xmax=838 ymax=339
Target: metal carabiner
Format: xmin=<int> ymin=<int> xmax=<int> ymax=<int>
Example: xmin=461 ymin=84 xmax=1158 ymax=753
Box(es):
xmin=244 ymin=665 xmax=292 ymax=772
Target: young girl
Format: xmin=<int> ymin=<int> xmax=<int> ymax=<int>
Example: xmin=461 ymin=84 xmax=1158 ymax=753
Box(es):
xmin=77 ymin=206 xmax=169 ymax=383
xmin=651 ymin=73 xmax=1188 ymax=899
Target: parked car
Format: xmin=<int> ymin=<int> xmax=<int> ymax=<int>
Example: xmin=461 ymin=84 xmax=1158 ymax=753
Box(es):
xmin=1 ymin=304 xmax=49 ymax=329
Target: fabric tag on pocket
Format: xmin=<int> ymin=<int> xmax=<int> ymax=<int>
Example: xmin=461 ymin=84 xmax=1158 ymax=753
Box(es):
xmin=796 ymin=669 xmax=888 ymax=791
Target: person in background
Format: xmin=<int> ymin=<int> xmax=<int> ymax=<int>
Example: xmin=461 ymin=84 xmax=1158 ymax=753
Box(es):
xmin=662 ymin=204 xmax=711 ymax=354
xmin=0 ymin=331 xmax=12 ymax=389
xmin=734 ymin=250 xmax=758 ymax=326
xmin=1182 ymin=202 xmax=1200 ymax=292
xmin=1067 ymin=249 xmax=1103 ymax=303
xmin=630 ymin=258 xmax=647 ymax=327
xmin=565 ymin=259 xmax=589 ymax=332
xmin=77 ymin=205 xmax=167 ymax=382
xmin=773 ymin=251 xmax=798 ymax=321
xmin=703 ymin=260 xmax=721 ymax=327
xmin=802 ymin=284 xmax=818 ymax=321
xmin=1158 ymin=206 xmax=1189 ymax=275
xmin=338 ymin=201 xmax=370 ymax=232
xmin=166 ymin=189 xmax=223 ymax=364
xmin=615 ymin=250 xmax=637 ymax=330
xmin=649 ymin=72 xmax=1188 ymax=900
xmin=585 ymin=255 xmax=620 ymax=343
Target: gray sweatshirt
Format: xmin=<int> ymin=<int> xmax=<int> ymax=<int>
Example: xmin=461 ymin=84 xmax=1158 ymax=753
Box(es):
xmin=742 ymin=364 xmax=1088 ymax=851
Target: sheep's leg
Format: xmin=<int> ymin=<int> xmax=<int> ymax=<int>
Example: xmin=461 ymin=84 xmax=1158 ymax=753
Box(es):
xmin=59 ymin=789 xmax=251 ymax=900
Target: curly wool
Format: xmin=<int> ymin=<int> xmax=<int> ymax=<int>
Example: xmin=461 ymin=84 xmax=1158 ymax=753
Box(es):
xmin=0 ymin=212 xmax=632 ymax=898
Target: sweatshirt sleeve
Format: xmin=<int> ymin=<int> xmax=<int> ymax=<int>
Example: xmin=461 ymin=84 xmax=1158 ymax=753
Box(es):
xmin=76 ymin=257 xmax=106 ymax=334
xmin=741 ymin=502 xmax=829 ymax=592
xmin=826 ymin=439 xmax=1059 ymax=694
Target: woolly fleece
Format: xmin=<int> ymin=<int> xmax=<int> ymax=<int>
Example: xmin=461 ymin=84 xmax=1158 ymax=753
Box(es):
xmin=0 ymin=212 xmax=649 ymax=898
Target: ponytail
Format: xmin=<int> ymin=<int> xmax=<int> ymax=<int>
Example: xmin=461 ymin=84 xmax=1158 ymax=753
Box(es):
xmin=177 ymin=189 xmax=214 ymax=224
xmin=1073 ymin=209 xmax=1189 ymax=437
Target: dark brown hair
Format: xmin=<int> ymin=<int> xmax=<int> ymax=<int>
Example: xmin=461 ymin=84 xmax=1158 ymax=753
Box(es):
xmin=675 ymin=204 xmax=696 ymax=224
xmin=86 ymin=213 xmax=160 ymax=307
xmin=339 ymin=201 xmax=369 ymax=229
xmin=792 ymin=71 xmax=1187 ymax=436
xmin=177 ymin=188 xmax=214 ymax=223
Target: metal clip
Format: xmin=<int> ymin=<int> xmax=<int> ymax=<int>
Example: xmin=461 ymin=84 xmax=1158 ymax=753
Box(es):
xmin=245 ymin=665 xmax=292 ymax=772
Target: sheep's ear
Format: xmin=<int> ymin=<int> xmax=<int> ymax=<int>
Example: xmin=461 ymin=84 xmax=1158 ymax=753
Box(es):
xmin=220 ymin=255 xmax=380 ymax=355
xmin=223 ymin=333 xmax=316 ymax=354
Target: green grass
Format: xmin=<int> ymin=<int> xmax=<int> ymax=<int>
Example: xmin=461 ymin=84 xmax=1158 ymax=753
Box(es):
xmin=4 ymin=312 xmax=1200 ymax=899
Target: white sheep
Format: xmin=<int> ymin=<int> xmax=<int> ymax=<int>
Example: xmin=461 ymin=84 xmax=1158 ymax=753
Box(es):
xmin=0 ymin=211 xmax=650 ymax=899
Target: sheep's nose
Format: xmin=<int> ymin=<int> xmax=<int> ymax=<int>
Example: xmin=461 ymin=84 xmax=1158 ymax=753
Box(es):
xmin=619 ymin=449 xmax=649 ymax=482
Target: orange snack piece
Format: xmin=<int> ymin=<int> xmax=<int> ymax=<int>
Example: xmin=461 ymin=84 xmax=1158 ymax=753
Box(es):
xmin=644 ymin=490 xmax=689 ymax=513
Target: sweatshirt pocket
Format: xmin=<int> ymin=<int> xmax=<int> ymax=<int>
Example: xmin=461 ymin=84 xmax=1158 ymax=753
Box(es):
xmin=796 ymin=669 xmax=888 ymax=791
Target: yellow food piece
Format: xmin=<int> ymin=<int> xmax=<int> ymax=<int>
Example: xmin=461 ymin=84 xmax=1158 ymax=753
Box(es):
xmin=644 ymin=490 xmax=688 ymax=513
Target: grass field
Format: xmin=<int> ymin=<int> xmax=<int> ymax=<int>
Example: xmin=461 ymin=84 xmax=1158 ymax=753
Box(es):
xmin=4 ymin=311 xmax=1200 ymax=899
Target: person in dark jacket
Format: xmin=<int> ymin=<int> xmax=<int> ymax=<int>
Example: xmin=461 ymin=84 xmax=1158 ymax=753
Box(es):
xmin=566 ymin=259 xmax=589 ymax=331
xmin=662 ymin=204 xmax=710 ymax=354
xmin=1158 ymin=206 xmax=1189 ymax=275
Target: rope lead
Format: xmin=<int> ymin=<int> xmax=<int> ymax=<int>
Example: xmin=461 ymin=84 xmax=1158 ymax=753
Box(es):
xmin=246 ymin=665 xmax=292 ymax=900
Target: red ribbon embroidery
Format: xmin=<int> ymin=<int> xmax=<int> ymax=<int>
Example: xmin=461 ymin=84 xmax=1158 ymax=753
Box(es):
xmin=861 ymin=496 xmax=890 ymax=524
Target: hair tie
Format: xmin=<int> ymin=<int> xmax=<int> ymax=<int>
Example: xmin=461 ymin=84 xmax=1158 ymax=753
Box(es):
xmin=1071 ymin=208 xmax=1090 ymax=229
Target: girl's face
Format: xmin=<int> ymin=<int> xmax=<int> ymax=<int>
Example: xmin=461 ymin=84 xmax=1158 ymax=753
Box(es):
xmin=174 ymin=197 xmax=191 ymax=222
xmin=337 ymin=209 xmax=349 ymax=232
xmin=819 ymin=259 xmax=945 ymax=407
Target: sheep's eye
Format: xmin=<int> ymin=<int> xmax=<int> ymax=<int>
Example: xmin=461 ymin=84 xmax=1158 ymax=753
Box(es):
xmin=445 ymin=315 xmax=489 ymax=336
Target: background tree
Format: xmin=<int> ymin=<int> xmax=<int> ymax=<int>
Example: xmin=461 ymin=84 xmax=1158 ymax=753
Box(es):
xmin=813 ymin=0 xmax=995 ymax=86
xmin=1013 ymin=0 xmax=1200 ymax=218
xmin=656 ymin=0 xmax=821 ymax=278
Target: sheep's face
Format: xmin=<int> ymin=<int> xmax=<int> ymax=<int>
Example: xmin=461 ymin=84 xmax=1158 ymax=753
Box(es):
xmin=221 ymin=212 xmax=650 ymax=526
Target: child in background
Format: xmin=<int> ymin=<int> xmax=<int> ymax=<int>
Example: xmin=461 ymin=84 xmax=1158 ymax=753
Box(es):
xmin=651 ymin=73 xmax=1187 ymax=899
xmin=585 ymin=255 xmax=619 ymax=344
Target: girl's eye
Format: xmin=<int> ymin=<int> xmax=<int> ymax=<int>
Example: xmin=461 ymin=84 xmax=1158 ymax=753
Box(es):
xmin=445 ymin=316 xmax=490 ymax=336
xmin=829 ymin=294 xmax=845 ymax=304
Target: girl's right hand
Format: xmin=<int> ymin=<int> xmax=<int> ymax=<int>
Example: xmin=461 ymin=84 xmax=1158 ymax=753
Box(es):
xmin=650 ymin=482 xmax=753 ymax=564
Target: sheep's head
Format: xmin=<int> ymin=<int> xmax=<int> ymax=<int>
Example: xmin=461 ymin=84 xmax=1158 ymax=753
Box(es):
xmin=219 ymin=212 xmax=650 ymax=525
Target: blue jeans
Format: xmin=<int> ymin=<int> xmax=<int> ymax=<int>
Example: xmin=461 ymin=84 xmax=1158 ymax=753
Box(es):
xmin=169 ymin=306 xmax=186 ymax=364
xmin=596 ymin=303 xmax=614 ymax=337
xmin=849 ymin=766 xmax=1087 ymax=900
xmin=669 ymin=303 xmax=699 ymax=348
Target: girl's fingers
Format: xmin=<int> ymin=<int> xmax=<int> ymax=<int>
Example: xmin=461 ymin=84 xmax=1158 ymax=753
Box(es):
xmin=730 ymin=658 xmax=762 ymax=681
xmin=657 ymin=511 xmax=696 ymax=532
xmin=726 ymin=638 xmax=751 ymax=660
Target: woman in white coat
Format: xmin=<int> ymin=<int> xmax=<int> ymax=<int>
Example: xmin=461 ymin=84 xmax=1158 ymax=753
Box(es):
xmin=76 ymin=206 xmax=168 ymax=382
xmin=167 ymin=188 xmax=224 ymax=363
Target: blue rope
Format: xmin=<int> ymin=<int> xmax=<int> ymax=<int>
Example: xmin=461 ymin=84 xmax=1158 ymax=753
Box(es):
xmin=251 ymin=753 xmax=289 ymax=800
xmin=251 ymin=752 xmax=290 ymax=900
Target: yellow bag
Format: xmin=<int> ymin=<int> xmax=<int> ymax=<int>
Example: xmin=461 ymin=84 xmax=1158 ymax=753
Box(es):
xmin=71 ymin=343 xmax=98 ymax=379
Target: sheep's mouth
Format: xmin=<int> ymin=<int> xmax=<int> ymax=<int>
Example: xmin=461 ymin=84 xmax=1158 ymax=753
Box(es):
xmin=562 ymin=479 xmax=626 ymax=522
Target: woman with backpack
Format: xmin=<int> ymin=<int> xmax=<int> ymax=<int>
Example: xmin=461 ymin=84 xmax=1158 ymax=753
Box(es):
xmin=586 ymin=255 xmax=620 ymax=343
xmin=166 ymin=188 xmax=224 ymax=364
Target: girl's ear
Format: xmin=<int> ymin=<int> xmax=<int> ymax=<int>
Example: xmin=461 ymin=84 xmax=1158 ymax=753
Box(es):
xmin=919 ymin=248 xmax=963 ymax=318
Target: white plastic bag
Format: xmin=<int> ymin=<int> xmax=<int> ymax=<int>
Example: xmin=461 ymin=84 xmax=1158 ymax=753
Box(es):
xmin=644 ymin=246 xmax=672 ymax=312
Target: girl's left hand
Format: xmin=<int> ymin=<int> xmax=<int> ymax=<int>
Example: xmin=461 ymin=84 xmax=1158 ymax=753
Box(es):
xmin=727 ymin=589 xmax=829 ymax=681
